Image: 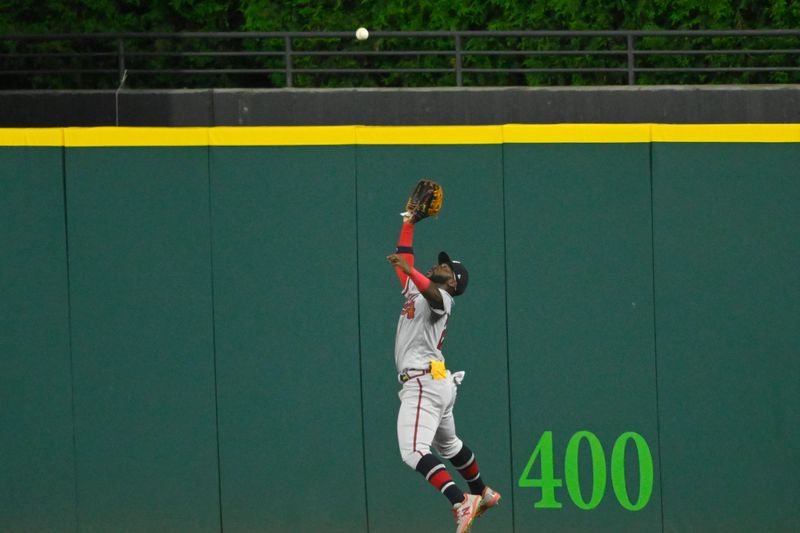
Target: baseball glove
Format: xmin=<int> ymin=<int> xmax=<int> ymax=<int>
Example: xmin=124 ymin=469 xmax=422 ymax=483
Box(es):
xmin=402 ymin=179 xmax=443 ymax=223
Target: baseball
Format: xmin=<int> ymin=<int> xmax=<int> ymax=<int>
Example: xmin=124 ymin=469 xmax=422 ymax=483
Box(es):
xmin=355 ymin=27 xmax=369 ymax=41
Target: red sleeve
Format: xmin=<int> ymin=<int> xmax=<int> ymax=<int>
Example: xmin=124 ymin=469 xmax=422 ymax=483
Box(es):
xmin=408 ymin=268 xmax=431 ymax=291
xmin=394 ymin=222 xmax=415 ymax=287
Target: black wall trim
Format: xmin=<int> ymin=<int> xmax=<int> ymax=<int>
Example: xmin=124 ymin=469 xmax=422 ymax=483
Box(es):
xmin=1 ymin=86 xmax=799 ymax=127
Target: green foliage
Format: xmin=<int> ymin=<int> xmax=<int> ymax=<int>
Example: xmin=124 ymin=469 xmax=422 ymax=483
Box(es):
xmin=0 ymin=0 xmax=798 ymax=88
xmin=0 ymin=0 xmax=243 ymax=33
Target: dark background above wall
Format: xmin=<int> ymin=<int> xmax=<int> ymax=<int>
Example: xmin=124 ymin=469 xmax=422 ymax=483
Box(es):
xmin=1 ymin=86 xmax=799 ymax=127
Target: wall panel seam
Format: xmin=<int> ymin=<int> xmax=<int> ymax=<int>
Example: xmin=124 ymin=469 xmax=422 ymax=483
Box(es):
xmin=354 ymin=145 xmax=371 ymax=533
xmin=649 ymin=142 xmax=666 ymax=533
xmin=500 ymin=143 xmax=517 ymax=533
xmin=60 ymin=144 xmax=80 ymax=533
xmin=207 ymin=144 xmax=225 ymax=532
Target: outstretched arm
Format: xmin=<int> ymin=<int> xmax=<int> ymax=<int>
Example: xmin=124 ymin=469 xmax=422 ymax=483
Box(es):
xmin=392 ymin=215 xmax=415 ymax=287
xmin=386 ymin=253 xmax=444 ymax=308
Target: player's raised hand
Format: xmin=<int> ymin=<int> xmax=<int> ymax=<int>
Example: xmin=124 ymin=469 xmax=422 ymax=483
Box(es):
xmin=402 ymin=179 xmax=443 ymax=223
xmin=387 ymin=253 xmax=412 ymax=274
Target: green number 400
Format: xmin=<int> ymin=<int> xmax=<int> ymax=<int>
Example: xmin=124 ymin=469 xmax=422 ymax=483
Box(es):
xmin=518 ymin=431 xmax=654 ymax=511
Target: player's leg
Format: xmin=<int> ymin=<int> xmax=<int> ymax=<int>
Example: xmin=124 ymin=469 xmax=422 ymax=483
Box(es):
xmin=447 ymin=441 xmax=502 ymax=516
xmin=433 ymin=384 xmax=502 ymax=517
xmin=432 ymin=411 xmax=487 ymax=495
xmin=397 ymin=377 xmax=464 ymax=506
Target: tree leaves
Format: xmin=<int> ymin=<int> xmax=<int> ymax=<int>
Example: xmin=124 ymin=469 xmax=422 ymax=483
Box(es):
xmin=1 ymin=0 xmax=798 ymax=88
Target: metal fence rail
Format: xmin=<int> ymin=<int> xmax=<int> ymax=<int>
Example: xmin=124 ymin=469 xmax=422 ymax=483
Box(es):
xmin=1 ymin=30 xmax=799 ymax=89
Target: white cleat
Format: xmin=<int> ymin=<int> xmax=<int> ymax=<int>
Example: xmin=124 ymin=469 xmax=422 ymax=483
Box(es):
xmin=475 ymin=486 xmax=502 ymax=518
xmin=453 ymin=493 xmax=482 ymax=533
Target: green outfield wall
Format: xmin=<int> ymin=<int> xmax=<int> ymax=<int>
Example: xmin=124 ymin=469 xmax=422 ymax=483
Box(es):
xmin=1 ymin=125 xmax=798 ymax=533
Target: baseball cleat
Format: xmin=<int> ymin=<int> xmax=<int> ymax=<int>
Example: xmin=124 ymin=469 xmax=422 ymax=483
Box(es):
xmin=475 ymin=486 xmax=502 ymax=518
xmin=453 ymin=493 xmax=482 ymax=533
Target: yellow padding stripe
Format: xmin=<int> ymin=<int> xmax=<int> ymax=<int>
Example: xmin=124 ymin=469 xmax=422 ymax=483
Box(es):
xmin=652 ymin=124 xmax=800 ymax=143
xmin=0 ymin=128 xmax=63 ymax=146
xmin=64 ymin=127 xmax=209 ymax=146
xmin=504 ymin=123 xmax=652 ymax=143
xmin=1 ymin=124 xmax=799 ymax=146
xmin=355 ymin=125 xmax=504 ymax=144
xmin=211 ymin=126 xmax=356 ymax=145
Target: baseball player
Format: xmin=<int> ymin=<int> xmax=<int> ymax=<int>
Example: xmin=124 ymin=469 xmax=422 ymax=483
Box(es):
xmin=385 ymin=182 xmax=501 ymax=533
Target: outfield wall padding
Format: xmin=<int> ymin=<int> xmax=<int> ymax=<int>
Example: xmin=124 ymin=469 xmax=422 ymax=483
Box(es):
xmin=1 ymin=125 xmax=798 ymax=533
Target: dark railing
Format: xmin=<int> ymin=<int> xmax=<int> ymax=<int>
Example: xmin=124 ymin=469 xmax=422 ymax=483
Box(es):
xmin=1 ymin=30 xmax=799 ymax=89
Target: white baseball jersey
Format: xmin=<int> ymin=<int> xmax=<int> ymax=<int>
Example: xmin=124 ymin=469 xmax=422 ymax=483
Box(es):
xmin=394 ymin=278 xmax=454 ymax=372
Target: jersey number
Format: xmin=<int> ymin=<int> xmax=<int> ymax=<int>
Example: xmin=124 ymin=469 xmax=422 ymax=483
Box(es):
xmin=401 ymin=299 xmax=415 ymax=319
xmin=437 ymin=321 xmax=448 ymax=349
